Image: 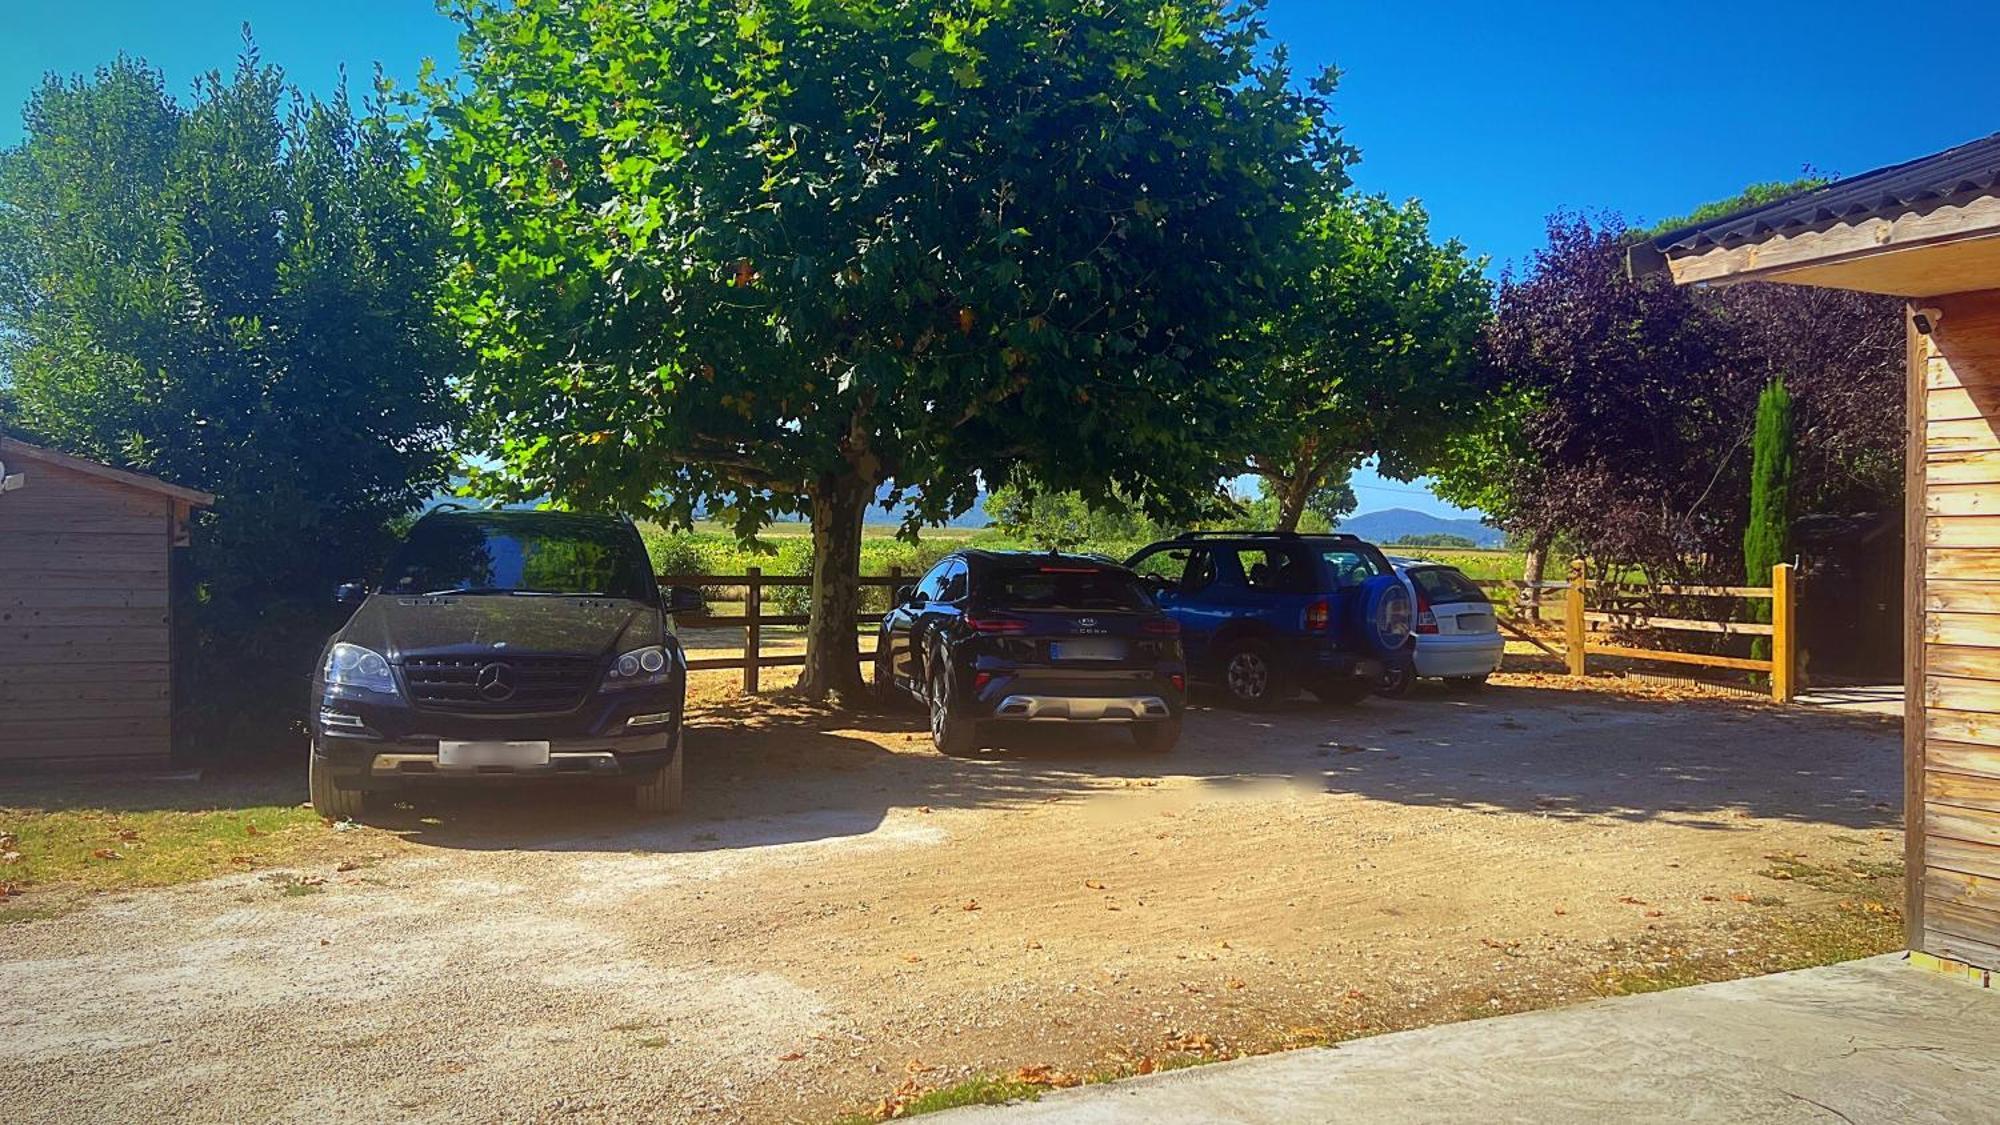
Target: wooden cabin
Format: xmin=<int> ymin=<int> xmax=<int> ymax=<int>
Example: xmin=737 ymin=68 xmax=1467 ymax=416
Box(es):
xmin=1632 ymin=133 xmax=2000 ymax=975
xmin=0 ymin=436 xmax=213 ymax=768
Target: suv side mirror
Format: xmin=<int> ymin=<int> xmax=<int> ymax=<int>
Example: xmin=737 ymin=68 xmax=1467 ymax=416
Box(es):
xmin=665 ymin=585 xmax=706 ymax=615
xmin=895 ymin=584 xmax=917 ymax=606
xmin=334 ymin=581 xmax=367 ymax=607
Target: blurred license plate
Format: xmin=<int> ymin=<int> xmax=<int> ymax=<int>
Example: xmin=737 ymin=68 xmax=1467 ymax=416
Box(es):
xmin=1049 ymin=639 xmax=1125 ymax=661
xmin=1457 ymin=613 xmax=1494 ymax=631
xmin=439 ymin=740 xmax=550 ymax=767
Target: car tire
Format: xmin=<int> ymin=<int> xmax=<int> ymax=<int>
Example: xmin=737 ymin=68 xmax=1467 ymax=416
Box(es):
xmin=1220 ymin=639 xmax=1289 ymax=710
xmin=1445 ymin=674 xmax=1490 ymax=692
xmin=634 ymin=748 xmax=685 ymax=815
xmin=307 ymin=745 xmax=367 ymax=821
xmin=1372 ymin=662 xmax=1415 ymax=699
xmin=1131 ymin=718 xmax=1182 ymax=753
xmin=927 ymin=647 xmax=978 ymax=756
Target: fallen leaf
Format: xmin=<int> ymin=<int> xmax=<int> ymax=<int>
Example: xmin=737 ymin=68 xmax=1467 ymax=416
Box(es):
xmin=335 ymin=860 xmax=360 ymax=873
xmin=1024 ymin=940 xmax=1043 ymax=950
xmin=1165 ymin=1031 xmax=1215 ymax=1053
xmin=1617 ymin=895 xmax=1648 ymax=906
xmin=90 ymin=848 xmax=123 ymax=861
xmin=1012 ymin=1064 xmax=1080 ymax=1088
xmin=902 ymin=953 xmax=923 ymax=963
xmin=0 ymin=852 xmax=20 ymax=865
xmin=1553 ymin=905 xmax=1568 ymax=916
xmin=1083 ymin=879 xmax=1107 ymax=891
xmin=1700 ymin=894 xmax=1720 ymax=902
xmin=244 ymin=824 xmax=262 ymax=837
xmin=0 ymin=832 xmax=15 ymax=850
xmin=1731 ymin=893 xmax=1756 ymax=903
xmin=777 ymin=1051 xmax=804 ymax=1062
xmin=1134 ymin=1057 xmax=1158 ymax=1075
xmin=916 ymin=806 xmax=933 ymax=814
xmin=1224 ymin=977 xmax=1246 ymax=990
xmin=116 ymin=828 xmax=141 ymax=841
xmin=961 ymin=899 xmax=980 ymax=912
xmin=1645 ymin=910 xmax=1665 ymax=918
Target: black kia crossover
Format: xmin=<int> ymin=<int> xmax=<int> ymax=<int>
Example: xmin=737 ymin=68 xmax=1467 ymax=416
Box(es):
xmin=308 ymin=509 xmax=702 ymax=819
xmin=874 ymin=550 xmax=1188 ymax=754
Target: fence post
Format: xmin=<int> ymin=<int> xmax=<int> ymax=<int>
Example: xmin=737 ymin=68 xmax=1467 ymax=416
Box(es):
xmin=744 ymin=565 xmax=762 ymax=694
xmin=1771 ymin=562 xmax=1796 ymax=703
xmin=1564 ymin=566 xmax=1588 ymax=678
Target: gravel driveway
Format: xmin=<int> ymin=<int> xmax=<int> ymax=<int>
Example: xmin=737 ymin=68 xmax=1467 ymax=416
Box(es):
xmin=0 ymin=675 xmax=1902 ymax=1123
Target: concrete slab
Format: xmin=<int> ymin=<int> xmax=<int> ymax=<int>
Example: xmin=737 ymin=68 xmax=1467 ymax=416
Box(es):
xmin=932 ymin=957 xmax=2000 ymax=1125
xmin=1795 ymin=683 xmax=1903 ymax=717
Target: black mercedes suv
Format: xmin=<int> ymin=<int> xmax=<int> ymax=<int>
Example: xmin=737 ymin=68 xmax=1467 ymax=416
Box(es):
xmin=308 ymin=509 xmax=703 ymax=819
xmin=874 ymin=550 xmax=1187 ymax=754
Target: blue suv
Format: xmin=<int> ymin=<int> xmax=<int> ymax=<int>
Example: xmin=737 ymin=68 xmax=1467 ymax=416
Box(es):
xmin=1125 ymin=531 xmax=1412 ymax=708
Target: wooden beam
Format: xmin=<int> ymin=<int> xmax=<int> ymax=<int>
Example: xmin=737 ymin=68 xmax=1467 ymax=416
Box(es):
xmin=1907 ymin=306 xmax=1931 ymax=952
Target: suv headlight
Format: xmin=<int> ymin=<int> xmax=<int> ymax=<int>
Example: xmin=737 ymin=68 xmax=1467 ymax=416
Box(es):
xmin=324 ymin=643 xmax=398 ymax=696
xmin=602 ymin=645 xmax=672 ymax=691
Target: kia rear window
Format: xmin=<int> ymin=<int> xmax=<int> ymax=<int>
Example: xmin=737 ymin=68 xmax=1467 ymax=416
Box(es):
xmin=381 ymin=516 xmax=656 ymax=601
xmin=1409 ymin=567 xmax=1486 ymax=605
xmin=988 ymin=568 xmax=1152 ymax=611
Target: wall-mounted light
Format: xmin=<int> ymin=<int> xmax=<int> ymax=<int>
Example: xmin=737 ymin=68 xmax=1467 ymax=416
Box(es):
xmin=0 ymin=460 xmax=25 ymax=494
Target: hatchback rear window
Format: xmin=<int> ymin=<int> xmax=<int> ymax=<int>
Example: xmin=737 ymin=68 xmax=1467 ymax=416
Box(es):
xmin=1408 ymin=567 xmax=1486 ymax=605
xmin=988 ymin=568 xmax=1152 ymax=611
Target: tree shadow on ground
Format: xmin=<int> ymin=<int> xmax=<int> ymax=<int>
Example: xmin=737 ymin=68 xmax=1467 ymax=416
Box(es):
xmin=6 ymin=676 xmax=1902 ymax=854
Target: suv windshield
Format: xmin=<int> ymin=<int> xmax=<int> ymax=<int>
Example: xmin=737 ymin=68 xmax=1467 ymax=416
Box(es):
xmin=380 ymin=515 xmax=656 ymax=601
xmin=989 ymin=566 xmax=1152 ymax=611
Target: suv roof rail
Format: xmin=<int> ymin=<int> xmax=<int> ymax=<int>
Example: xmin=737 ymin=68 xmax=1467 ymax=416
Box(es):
xmin=1171 ymin=529 xmax=1363 ymax=540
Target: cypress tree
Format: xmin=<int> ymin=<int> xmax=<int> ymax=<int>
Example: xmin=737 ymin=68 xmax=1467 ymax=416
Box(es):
xmin=1744 ymin=378 xmax=1794 ymax=661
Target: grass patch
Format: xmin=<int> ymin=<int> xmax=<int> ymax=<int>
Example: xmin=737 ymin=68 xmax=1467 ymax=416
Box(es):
xmin=830 ymin=1075 xmax=1050 ymax=1124
xmin=0 ymin=770 xmax=375 ymax=921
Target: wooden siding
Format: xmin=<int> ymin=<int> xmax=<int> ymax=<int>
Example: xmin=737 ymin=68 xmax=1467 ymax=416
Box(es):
xmin=0 ymin=459 xmax=176 ymax=764
xmin=1916 ymin=290 xmax=2000 ymax=968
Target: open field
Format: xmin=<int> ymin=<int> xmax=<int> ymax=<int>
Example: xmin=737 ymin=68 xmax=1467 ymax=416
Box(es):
xmin=0 ymin=670 xmax=1901 ymax=1124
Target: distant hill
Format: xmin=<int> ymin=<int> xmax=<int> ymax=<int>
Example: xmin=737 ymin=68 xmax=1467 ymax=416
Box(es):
xmin=1337 ymin=508 xmax=1504 ymax=548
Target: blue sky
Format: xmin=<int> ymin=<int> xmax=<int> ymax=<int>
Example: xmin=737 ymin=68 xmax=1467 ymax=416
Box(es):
xmin=10 ymin=1 xmax=2000 ymax=518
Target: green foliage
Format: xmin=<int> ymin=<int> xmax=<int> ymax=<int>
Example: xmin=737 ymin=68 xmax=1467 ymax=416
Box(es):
xmin=1648 ymin=175 xmax=1832 ymax=236
xmin=0 ymin=54 xmax=461 ymax=749
xmin=1392 ymin=532 xmax=1478 ymax=549
xmin=983 ymin=478 xmax=1171 ymax=551
xmin=1744 ymin=378 xmax=1793 ymax=659
xmin=1244 ymin=193 xmax=1492 ymax=530
xmin=418 ymin=0 xmax=1347 ymax=694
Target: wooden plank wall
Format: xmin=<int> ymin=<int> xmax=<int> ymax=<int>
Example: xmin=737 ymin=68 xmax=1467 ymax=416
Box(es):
xmin=1917 ymin=289 xmax=2000 ymax=968
xmin=0 ymin=460 xmax=175 ymax=764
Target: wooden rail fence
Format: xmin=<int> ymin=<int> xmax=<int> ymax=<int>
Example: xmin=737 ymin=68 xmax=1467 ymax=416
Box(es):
xmin=1476 ymin=562 xmax=1797 ymax=702
xmin=664 ymin=562 xmax=1800 ymax=703
xmin=660 ymin=567 xmax=905 ymax=691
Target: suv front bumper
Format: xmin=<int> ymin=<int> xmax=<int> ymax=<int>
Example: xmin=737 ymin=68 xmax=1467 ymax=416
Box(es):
xmin=310 ymin=681 xmax=683 ymax=790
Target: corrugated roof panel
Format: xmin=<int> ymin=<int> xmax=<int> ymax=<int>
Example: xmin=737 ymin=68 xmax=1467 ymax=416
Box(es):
xmin=1649 ymin=131 xmax=2000 ymax=255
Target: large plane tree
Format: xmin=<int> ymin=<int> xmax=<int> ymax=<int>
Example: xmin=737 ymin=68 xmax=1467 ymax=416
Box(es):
xmin=421 ymin=0 xmax=1345 ymax=698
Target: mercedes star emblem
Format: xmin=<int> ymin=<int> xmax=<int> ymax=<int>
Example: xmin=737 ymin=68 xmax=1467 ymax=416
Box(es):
xmin=476 ymin=662 xmax=516 ymax=701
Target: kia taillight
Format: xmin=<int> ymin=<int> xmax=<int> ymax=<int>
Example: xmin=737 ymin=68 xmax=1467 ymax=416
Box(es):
xmin=1304 ymin=599 xmax=1331 ymax=632
xmin=968 ymin=615 xmax=1030 ymax=635
xmin=972 ymin=671 xmax=993 ymax=692
xmin=1414 ymin=591 xmax=1439 ymax=635
xmin=1170 ymin=674 xmax=1186 ymax=693
xmin=1141 ymin=617 xmax=1181 ymax=636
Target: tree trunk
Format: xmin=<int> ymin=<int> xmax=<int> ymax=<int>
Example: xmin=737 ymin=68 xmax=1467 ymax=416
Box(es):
xmin=1521 ymin=530 xmax=1552 ymax=622
xmin=794 ymin=470 xmax=871 ymax=700
xmin=1272 ymin=475 xmax=1312 ymax=533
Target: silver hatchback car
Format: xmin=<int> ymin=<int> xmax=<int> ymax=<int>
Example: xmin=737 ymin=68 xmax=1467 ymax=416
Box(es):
xmin=1376 ymin=558 xmax=1504 ymax=695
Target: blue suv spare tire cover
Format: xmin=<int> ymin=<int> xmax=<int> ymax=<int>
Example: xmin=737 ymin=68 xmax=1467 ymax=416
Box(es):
xmin=1354 ymin=575 xmax=1414 ymax=656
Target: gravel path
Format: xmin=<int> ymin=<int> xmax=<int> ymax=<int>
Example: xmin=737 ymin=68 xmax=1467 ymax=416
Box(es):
xmin=1 ymin=676 xmax=1902 ymax=1123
